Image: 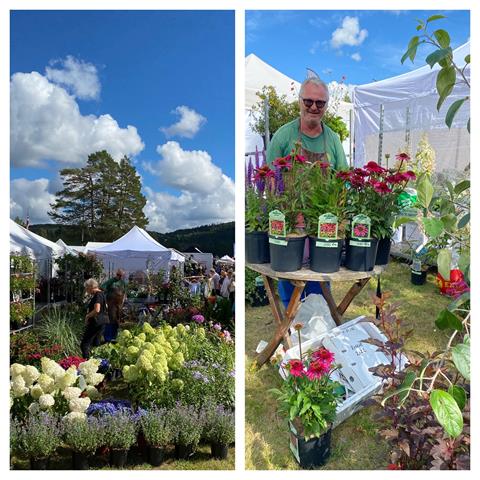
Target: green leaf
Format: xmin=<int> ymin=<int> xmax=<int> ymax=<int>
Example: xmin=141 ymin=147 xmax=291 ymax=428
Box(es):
xmin=425 ymin=47 xmax=452 ymax=68
xmin=437 ymin=249 xmax=451 ymax=280
xmin=451 ymin=343 xmax=470 ymax=380
xmin=393 ymin=216 xmax=415 ymax=229
xmin=416 ymin=24 xmax=423 ymax=31
xmin=464 ymin=54 xmax=470 ymax=64
xmin=446 ymin=98 xmax=467 ymax=128
xmin=467 ymin=118 xmax=470 ymax=133
xmin=435 ymin=308 xmax=462 ymax=330
xmin=454 ymin=179 xmax=470 ymax=195
xmin=448 ymin=386 xmax=467 ymax=410
xmin=457 ymin=252 xmax=469 ymax=277
xmin=430 ymin=390 xmax=463 ymax=438
xmin=398 ymin=371 xmax=417 ymax=406
xmin=427 ymin=14 xmax=446 ymax=23
xmin=416 ymin=175 xmax=434 ymax=208
xmin=440 ymin=214 xmax=457 ymax=232
xmin=401 ymin=36 xmax=421 ymax=64
xmin=457 ymin=213 xmax=470 ymax=229
xmin=433 ymin=29 xmax=451 ymax=48
xmin=448 ymin=291 xmax=470 ymax=312
xmin=422 ymin=217 xmax=444 ymax=238
xmin=299 ymin=401 xmax=312 ymax=416
xmin=436 ymin=66 xmax=456 ymax=111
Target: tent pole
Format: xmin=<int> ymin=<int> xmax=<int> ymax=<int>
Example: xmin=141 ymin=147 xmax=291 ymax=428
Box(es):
xmin=349 ymin=108 xmax=353 ymax=167
xmin=405 ymin=106 xmax=411 ymax=152
xmin=377 ymin=104 xmax=384 ymax=164
xmin=264 ymin=94 xmax=270 ymax=150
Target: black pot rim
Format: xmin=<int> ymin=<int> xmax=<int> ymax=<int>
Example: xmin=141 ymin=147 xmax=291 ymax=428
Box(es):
xmin=269 ymin=234 xmax=306 ymax=242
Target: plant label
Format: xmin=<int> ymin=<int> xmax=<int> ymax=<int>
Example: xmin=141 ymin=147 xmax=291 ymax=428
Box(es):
xmin=351 ymin=214 xmax=371 ymax=240
xmin=317 ymin=213 xmax=338 ymax=240
xmin=269 ymin=210 xmax=287 ymax=246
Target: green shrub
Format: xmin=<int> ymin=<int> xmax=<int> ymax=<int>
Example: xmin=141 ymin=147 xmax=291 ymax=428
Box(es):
xmin=203 ymin=405 xmax=235 ymax=445
xmin=140 ymin=407 xmax=173 ymax=447
xmin=17 ymin=413 xmax=63 ymax=459
xmin=63 ymin=416 xmax=105 ymax=454
xmin=103 ymin=412 xmax=138 ymax=450
xmin=167 ymin=404 xmax=203 ymax=448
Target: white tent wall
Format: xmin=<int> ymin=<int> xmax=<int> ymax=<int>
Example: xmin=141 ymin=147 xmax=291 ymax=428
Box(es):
xmin=353 ymin=42 xmax=470 ymax=171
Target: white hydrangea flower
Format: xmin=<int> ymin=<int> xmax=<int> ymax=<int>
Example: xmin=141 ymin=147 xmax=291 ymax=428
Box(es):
xmin=55 ymin=369 xmax=77 ymax=390
xmin=41 ymin=357 xmax=65 ymax=379
xmin=78 ymin=359 xmax=101 ymax=377
xmin=22 ymin=365 xmax=40 ymax=386
xmin=84 ymin=385 xmax=100 ymax=400
xmin=39 ymin=393 xmax=55 ymax=409
xmin=11 ymin=375 xmax=29 ymax=397
xmin=85 ymin=372 xmax=104 ymax=386
xmin=69 ymin=397 xmax=91 ymax=413
xmin=64 ymin=411 xmax=87 ymax=422
xmin=62 ymin=387 xmax=82 ymax=401
xmin=30 ymin=384 xmax=44 ymax=400
xmin=10 ymin=363 xmax=26 ymax=378
xmin=37 ymin=373 xmax=55 ymax=393
xmin=28 ymin=402 xmax=41 ymax=414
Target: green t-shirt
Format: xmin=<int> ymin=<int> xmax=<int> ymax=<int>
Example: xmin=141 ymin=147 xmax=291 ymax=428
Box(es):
xmin=101 ymin=277 xmax=126 ymax=295
xmin=266 ymin=118 xmax=348 ymax=170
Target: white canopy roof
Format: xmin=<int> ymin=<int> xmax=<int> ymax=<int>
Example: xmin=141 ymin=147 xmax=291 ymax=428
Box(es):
xmin=353 ymin=42 xmax=470 ymax=170
xmin=10 ymin=219 xmax=63 ymax=259
xmin=55 ymin=238 xmax=78 ymax=256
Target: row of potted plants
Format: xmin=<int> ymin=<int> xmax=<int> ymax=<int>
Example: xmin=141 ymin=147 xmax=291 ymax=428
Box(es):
xmin=11 ymin=402 xmax=234 ymax=469
xmin=245 ymin=148 xmax=416 ymax=273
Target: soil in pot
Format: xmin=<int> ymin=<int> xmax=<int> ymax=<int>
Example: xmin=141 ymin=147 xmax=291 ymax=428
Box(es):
xmin=289 ymin=421 xmax=332 ymax=469
xmin=345 ymin=238 xmax=378 ymax=271
xmin=375 ymin=237 xmax=392 ymax=265
xmin=210 ymin=442 xmax=229 ymax=460
xmin=269 ymin=235 xmax=305 ymax=272
xmin=411 ymin=269 xmax=427 ymax=285
xmin=72 ymin=451 xmax=89 ymax=470
xmin=246 ymin=231 xmax=270 ymax=264
xmin=148 ymin=446 xmax=165 ymax=466
xmin=175 ymin=443 xmax=195 ymax=460
xmin=110 ymin=448 xmax=128 ymax=468
xmin=29 ymin=457 xmax=49 ymax=470
xmin=309 ymin=236 xmax=344 ymax=273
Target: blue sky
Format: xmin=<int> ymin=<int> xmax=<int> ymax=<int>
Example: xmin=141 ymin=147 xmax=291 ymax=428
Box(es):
xmin=10 ymin=10 xmax=235 ymax=232
xmin=246 ymin=10 xmax=470 ymax=85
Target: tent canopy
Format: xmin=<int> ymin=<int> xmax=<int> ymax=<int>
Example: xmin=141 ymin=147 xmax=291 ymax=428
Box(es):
xmin=353 ymin=42 xmax=470 ymax=170
xmin=55 ymin=238 xmax=78 ymax=256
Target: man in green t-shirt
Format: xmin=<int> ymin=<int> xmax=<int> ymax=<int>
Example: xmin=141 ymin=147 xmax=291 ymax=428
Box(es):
xmin=101 ymin=269 xmax=127 ymax=340
xmin=266 ymin=77 xmax=348 ymax=170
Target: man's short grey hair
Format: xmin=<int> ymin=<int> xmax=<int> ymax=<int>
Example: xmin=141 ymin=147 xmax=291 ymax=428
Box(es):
xmin=299 ymin=77 xmax=330 ymax=100
xmin=84 ymin=278 xmax=99 ymax=289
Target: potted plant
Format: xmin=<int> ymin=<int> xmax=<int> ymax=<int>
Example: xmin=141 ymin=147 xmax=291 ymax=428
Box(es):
xmin=168 ymin=403 xmax=203 ymax=460
xmin=63 ymin=416 xmax=105 ymax=470
xmin=268 ymin=147 xmax=308 ymax=272
xmin=15 ymin=412 xmax=63 ymax=469
xmin=245 ymin=151 xmax=271 ymax=264
xmin=140 ymin=407 xmax=173 ymax=466
xmin=271 ymin=327 xmax=342 ymax=469
xmin=103 ymin=411 xmax=138 ymax=468
xmin=300 ymin=161 xmax=348 ymax=273
xmin=203 ymin=405 xmax=235 ymax=460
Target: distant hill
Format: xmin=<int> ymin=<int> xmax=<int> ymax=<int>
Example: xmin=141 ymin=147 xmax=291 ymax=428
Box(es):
xmin=29 ymin=222 xmax=235 ymax=257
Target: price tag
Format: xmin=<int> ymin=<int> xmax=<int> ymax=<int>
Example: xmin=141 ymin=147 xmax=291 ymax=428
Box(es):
xmin=317 ymin=213 xmax=338 ymax=240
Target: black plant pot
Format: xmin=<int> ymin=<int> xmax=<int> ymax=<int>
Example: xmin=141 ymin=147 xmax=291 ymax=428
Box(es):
xmin=72 ymin=451 xmax=89 ymax=470
xmin=175 ymin=443 xmax=195 ymax=460
xmin=375 ymin=237 xmax=392 ymax=265
xmin=148 ymin=446 xmax=165 ymax=466
xmin=345 ymin=238 xmax=379 ymax=272
xmin=411 ymin=269 xmax=427 ymax=285
xmin=309 ymin=236 xmax=344 ymax=273
xmin=211 ymin=442 xmax=229 ymax=460
xmin=110 ymin=448 xmax=128 ymax=468
xmin=246 ymin=231 xmax=270 ymax=264
xmin=289 ymin=422 xmax=332 ymax=469
xmin=269 ymin=235 xmax=305 ymax=272
xmin=250 ymin=285 xmax=269 ymax=307
xmin=30 ymin=457 xmax=49 ymax=470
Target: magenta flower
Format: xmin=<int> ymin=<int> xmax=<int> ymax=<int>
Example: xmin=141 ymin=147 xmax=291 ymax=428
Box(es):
xmin=353 ymin=224 xmax=369 ymax=238
xmin=254 ymin=165 xmax=275 ymax=181
xmin=364 ymin=161 xmax=386 ymax=174
xmin=295 ymin=154 xmax=307 ymax=164
xmin=395 ymin=152 xmax=411 ymax=162
xmin=288 ymin=359 xmax=305 ymax=378
xmin=213 ymin=323 xmax=222 ymax=331
xmin=311 ymin=348 xmax=335 ymax=365
xmin=373 ymin=181 xmax=392 ymax=195
xmin=306 ymin=359 xmax=330 ymax=380
xmin=273 ymin=156 xmax=292 ymax=170
xmin=353 ymin=168 xmax=369 ymax=177
xmin=192 ymin=314 xmax=205 ymax=324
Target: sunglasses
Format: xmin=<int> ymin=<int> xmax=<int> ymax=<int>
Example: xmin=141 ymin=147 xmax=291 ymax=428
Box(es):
xmin=301 ymin=98 xmax=327 ymax=109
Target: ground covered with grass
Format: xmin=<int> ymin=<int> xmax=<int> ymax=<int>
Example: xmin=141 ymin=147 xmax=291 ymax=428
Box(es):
xmin=245 ymin=260 xmax=451 ymax=470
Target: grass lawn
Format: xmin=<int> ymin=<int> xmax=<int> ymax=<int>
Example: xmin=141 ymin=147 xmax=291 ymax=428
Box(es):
xmin=245 ymin=260 xmax=451 ymax=470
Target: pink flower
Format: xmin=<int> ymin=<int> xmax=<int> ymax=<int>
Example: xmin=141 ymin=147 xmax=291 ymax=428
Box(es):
xmin=373 ymin=181 xmax=392 ymax=195
xmin=353 ymin=224 xmax=369 ymax=238
xmin=311 ymin=348 xmax=334 ymax=365
xmin=288 ymin=359 xmax=305 ymax=377
xmin=254 ymin=165 xmax=274 ymax=181
xmin=395 ymin=153 xmax=410 ymax=162
xmin=336 ymin=170 xmax=352 ymax=181
xmin=353 ymin=168 xmax=369 ymax=177
xmin=400 ymin=171 xmax=416 ymax=181
xmin=386 ymin=173 xmax=403 ymax=185
xmin=192 ymin=314 xmax=205 ymax=324
xmin=273 ymin=156 xmax=292 ymax=170
xmin=294 ymin=154 xmax=307 ymax=164
xmin=213 ymin=323 xmax=222 ymax=331
xmin=365 ymin=161 xmax=386 ymax=174
xmin=306 ymin=360 xmax=330 ymax=380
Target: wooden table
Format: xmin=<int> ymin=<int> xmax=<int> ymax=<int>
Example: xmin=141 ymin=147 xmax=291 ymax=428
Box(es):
xmin=247 ymin=263 xmax=386 ymax=367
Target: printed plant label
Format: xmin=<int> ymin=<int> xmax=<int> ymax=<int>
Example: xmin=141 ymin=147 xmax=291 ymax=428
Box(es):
xmin=316 ymin=241 xmax=339 ymax=248
xmin=351 ymin=214 xmax=371 ymax=240
xmin=269 ymin=210 xmax=286 ymax=237
xmin=317 ymin=213 xmax=338 ymax=239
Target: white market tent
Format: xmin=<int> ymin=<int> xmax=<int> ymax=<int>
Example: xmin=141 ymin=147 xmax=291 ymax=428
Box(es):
xmin=219 ymin=255 xmax=235 ymax=265
xmin=353 ymin=42 xmax=470 ymax=171
xmin=90 ymin=225 xmax=185 ymax=277
xmin=10 ymin=220 xmax=63 ymax=277
xmin=55 ymin=239 xmax=78 ymax=256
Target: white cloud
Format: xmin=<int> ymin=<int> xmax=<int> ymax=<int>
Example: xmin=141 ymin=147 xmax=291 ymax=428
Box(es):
xmin=351 ymin=52 xmax=362 ymax=62
xmin=160 ymin=106 xmax=206 ymax=139
xmin=331 ymin=16 xmax=368 ymax=49
xmin=10 ymin=178 xmax=55 ymax=224
xmin=309 ymin=41 xmax=321 ymax=55
xmin=142 ymin=141 xmax=234 ymax=232
xmin=45 ymin=55 xmax=100 ymax=100
xmin=322 ymin=68 xmax=333 ymax=76
xmin=10 ymin=72 xmax=144 ymax=168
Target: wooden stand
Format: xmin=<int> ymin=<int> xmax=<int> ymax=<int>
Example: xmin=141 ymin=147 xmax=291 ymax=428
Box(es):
xmin=247 ymin=263 xmax=385 ymax=367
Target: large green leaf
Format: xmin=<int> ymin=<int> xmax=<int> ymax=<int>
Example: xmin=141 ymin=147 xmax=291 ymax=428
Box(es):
xmin=437 ymin=248 xmax=452 ymax=280
xmin=454 ymin=179 xmax=470 ymax=195
xmin=464 ymin=54 xmax=470 ymax=64
xmin=430 ymin=389 xmax=463 ymax=438
xmin=448 ymin=385 xmax=467 ymax=410
xmin=427 ymin=14 xmax=446 ymax=23
xmin=457 ymin=213 xmax=470 ymax=229
xmin=451 ymin=343 xmax=470 ymax=380
xmin=393 ymin=216 xmax=415 ymax=229
xmin=440 ymin=214 xmax=457 ymax=232
xmin=398 ymin=371 xmax=417 ymax=406
xmin=401 ymin=36 xmax=422 ymax=64
xmin=425 ymin=47 xmax=452 ymax=68
xmin=435 ymin=308 xmax=462 ymax=331
xmin=433 ymin=29 xmax=451 ymax=48
xmin=416 ymin=175 xmax=434 ymax=208
xmin=422 ymin=217 xmax=444 ymax=238
xmin=446 ymin=98 xmax=467 ymax=128
xmin=447 ymin=291 xmax=470 ymax=312
xmin=436 ymin=66 xmax=456 ymax=110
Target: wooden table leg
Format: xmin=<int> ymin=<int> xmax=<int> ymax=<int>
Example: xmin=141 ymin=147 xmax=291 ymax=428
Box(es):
xmin=336 ymin=277 xmax=371 ymax=315
xmin=319 ymin=281 xmax=343 ymax=326
xmin=256 ymin=281 xmax=305 ymax=367
xmin=262 ymin=275 xmax=290 ymax=347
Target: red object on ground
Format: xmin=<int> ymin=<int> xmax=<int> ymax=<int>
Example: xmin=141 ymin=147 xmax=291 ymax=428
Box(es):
xmin=436 ymin=270 xmax=469 ymax=298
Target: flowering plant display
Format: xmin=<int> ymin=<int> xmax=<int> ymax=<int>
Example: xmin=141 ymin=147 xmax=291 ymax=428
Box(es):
xmin=337 ymin=155 xmax=416 ymax=239
xmin=270 ymin=328 xmax=342 ymax=439
xmin=167 ymin=403 xmax=204 ymax=449
xmin=10 ymin=357 xmax=104 ymax=420
xmin=63 ymin=415 xmax=106 ymax=455
xmin=103 ymin=410 xmax=139 ymax=450
xmin=58 ymin=356 xmax=86 ymax=370
xmin=203 ymin=404 xmax=235 ymax=445
xmin=140 ymin=406 xmax=173 ymax=447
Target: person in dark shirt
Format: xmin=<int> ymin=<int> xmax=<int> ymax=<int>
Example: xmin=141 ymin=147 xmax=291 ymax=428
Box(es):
xmin=80 ymin=278 xmax=107 ymax=358
xmin=101 ymin=269 xmax=126 ymax=341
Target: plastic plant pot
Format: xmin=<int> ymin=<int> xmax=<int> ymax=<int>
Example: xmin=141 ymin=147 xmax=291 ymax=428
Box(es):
xmin=411 ymin=269 xmax=427 ymax=285
xmin=375 ymin=237 xmax=392 ymax=265
xmin=148 ymin=446 xmax=165 ymax=466
xmin=269 ymin=235 xmax=305 ymax=272
xmin=72 ymin=451 xmax=89 ymax=470
xmin=289 ymin=422 xmax=332 ymax=469
xmin=175 ymin=443 xmax=195 ymax=460
xmin=246 ymin=231 xmax=270 ymax=264
xmin=345 ymin=238 xmax=379 ymax=272
xmin=210 ymin=442 xmax=229 ymax=460
xmin=110 ymin=448 xmax=128 ymax=468
xmin=29 ymin=457 xmax=49 ymax=470
xmin=308 ymin=236 xmax=344 ymax=273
